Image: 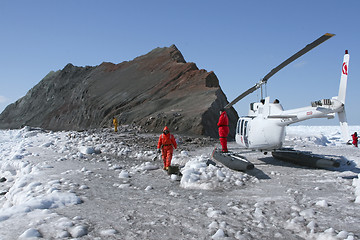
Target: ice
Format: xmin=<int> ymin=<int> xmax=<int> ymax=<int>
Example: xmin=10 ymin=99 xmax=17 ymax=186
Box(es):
xmin=144 ymin=185 xmax=153 ymax=191
xmin=0 ymin=125 xmax=360 ymax=239
xmin=316 ymin=199 xmax=329 ymax=207
xmin=69 ymin=225 xmax=88 ymax=238
xmin=118 ymin=170 xmax=130 ymax=178
xmin=78 ymin=146 xmax=100 ymax=155
xmin=211 ymin=228 xmax=225 ymax=239
xmin=132 ymin=162 xmax=158 ymax=171
xmin=100 ymin=228 xmax=118 ymax=236
xmin=352 ymin=173 xmax=360 ymax=203
xmin=19 ymin=228 xmax=42 ymax=238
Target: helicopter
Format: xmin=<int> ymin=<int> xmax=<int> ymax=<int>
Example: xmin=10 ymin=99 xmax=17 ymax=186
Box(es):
xmin=212 ymin=33 xmax=351 ymax=171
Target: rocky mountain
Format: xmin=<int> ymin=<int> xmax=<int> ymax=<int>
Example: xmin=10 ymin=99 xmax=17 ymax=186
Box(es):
xmin=0 ymin=45 xmax=238 ymax=138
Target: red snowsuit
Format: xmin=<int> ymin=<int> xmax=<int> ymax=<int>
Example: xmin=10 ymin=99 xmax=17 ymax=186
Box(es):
xmin=352 ymin=133 xmax=358 ymax=147
xmin=157 ymin=127 xmax=177 ymax=169
xmin=217 ymin=111 xmax=229 ymax=152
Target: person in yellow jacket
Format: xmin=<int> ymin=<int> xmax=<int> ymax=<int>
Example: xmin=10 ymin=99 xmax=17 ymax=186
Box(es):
xmin=112 ymin=117 xmax=118 ymax=132
xmin=157 ymin=126 xmax=177 ymax=170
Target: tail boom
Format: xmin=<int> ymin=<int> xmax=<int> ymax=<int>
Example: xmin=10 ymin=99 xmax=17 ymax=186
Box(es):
xmin=337 ymin=50 xmax=349 ymax=104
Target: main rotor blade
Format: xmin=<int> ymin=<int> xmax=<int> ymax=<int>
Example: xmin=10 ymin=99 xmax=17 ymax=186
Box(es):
xmin=262 ymin=33 xmax=335 ymax=82
xmin=224 ymin=85 xmax=258 ymax=109
xmin=224 ymin=33 xmax=335 ymax=109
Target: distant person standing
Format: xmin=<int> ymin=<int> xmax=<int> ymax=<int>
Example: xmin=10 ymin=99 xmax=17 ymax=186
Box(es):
xmin=157 ymin=126 xmax=177 ymax=170
xmin=352 ymin=132 xmax=358 ymax=147
xmin=217 ymin=109 xmax=229 ymax=153
xmin=112 ymin=117 xmax=118 ymax=132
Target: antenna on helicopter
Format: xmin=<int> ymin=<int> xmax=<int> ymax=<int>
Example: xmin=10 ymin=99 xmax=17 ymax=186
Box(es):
xmin=224 ymin=33 xmax=335 ymax=109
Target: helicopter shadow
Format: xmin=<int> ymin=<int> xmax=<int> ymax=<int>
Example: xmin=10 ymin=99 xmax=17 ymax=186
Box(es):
xmin=253 ymin=154 xmax=360 ymax=180
xmin=246 ymin=156 xmax=305 ymax=180
xmin=327 ymin=155 xmax=360 ymax=179
xmin=247 ymin=167 xmax=271 ymax=180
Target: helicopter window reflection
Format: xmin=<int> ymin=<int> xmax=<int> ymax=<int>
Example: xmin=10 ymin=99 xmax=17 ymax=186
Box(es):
xmin=236 ymin=120 xmax=241 ymax=134
xmin=240 ymin=120 xmax=244 ymax=135
xmin=244 ymin=121 xmax=248 ymax=135
xmin=244 ymin=121 xmax=249 ymax=147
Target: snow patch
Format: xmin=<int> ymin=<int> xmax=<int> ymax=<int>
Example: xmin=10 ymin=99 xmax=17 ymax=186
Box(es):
xmin=1 ymin=126 xmax=359 ymax=239
xmin=19 ymin=228 xmax=42 ymax=238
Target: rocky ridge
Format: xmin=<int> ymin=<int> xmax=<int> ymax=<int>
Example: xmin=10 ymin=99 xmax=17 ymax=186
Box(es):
xmin=0 ymin=45 xmax=238 ymax=138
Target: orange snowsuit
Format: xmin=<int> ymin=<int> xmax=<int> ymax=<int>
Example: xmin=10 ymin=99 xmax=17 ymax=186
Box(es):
xmin=157 ymin=127 xmax=177 ymax=169
xmin=112 ymin=117 xmax=118 ymax=132
xmin=217 ymin=111 xmax=229 ymax=152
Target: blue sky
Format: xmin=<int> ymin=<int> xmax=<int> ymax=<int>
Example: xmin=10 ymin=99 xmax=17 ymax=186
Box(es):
xmin=1 ymin=0 xmax=359 ymax=126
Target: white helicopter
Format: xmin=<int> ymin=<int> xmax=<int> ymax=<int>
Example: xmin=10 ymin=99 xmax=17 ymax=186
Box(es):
xmin=213 ymin=33 xmax=351 ymax=170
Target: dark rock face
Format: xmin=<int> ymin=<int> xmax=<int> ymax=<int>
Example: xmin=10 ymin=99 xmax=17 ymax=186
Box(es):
xmin=0 ymin=45 xmax=238 ymax=138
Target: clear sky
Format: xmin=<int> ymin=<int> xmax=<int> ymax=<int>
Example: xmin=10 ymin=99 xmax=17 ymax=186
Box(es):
xmin=1 ymin=0 xmax=359 ymax=126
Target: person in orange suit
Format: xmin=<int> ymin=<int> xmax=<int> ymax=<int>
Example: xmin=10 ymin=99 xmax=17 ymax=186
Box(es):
xmin=352 ymin=132 xmax=359 ymax=147
xmin=217 ymin=109 xmax=229 ymax=153
xmin=112 ymin=117 xmax=118 ymax=132
xmin=157 ymin=126 xmax=177 ymax=170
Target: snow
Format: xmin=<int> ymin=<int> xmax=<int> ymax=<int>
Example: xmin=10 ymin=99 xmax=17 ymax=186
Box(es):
xmin=0 ymin=125 xmax=359 ymax=239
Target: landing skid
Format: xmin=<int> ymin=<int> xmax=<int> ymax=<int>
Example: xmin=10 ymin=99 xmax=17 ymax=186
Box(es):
xmin=272 ymin=148 xmax=340 ymax=169
xmin=212 ymin=147 xmax=254 ymax=171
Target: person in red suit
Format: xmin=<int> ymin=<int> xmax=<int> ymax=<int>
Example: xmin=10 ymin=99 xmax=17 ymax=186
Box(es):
xmin=217 ymin=109 xmax=229 ymax=153
xmin=157 ymin=126 xmax=177 ymax=170
xmin=352 ymin=132 xmax=359 ymax=147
